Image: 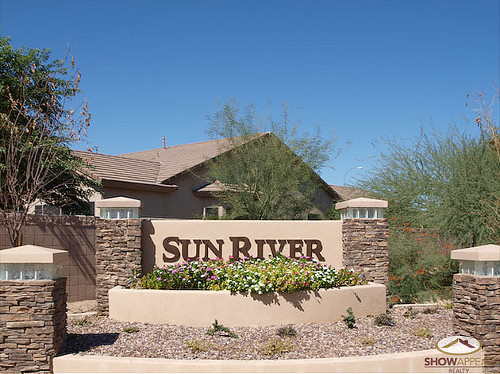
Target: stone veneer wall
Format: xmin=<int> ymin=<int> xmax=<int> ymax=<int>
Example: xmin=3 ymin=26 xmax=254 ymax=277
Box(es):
xmin=95 ymin=218 xmax=142 ymax=314
xmin=0 ymin=278 xmax=66 ymax=373
xmin=453 ymin=273 xmax=500 ymax=373
xmin=342 ymin=219 xmax=389 ymax=288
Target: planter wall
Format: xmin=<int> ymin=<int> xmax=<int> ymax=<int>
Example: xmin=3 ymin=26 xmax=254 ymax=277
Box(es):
xmin=109 ymin=283 xmax=386 ymax=327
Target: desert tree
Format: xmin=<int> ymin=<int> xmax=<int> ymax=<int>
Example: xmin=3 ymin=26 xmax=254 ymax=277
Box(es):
xmin=357 ymin=125 xmax=500 ymax=247
xmin=204 ymin=100 xmax=339 ymax=220
xmin=0 ymin=36 xmax=99 ymax=246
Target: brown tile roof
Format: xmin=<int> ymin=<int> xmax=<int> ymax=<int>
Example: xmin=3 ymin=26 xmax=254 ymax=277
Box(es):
xmin=329 ymin=185 xmax=367 ymax=201
xmin=121 ymin=135 xmax=267 ymax=182
xmin=73 ymin=150 xmax=161 ymax=184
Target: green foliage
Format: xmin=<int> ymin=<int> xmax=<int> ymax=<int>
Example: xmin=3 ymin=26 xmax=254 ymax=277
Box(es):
xmin=374 ymin=312 xmax=394 ymax=327
xmin=422 ymin=307 xmax=439 ymax=315
xmin=135 ymin=255 xmax=365 ymax=294
xmin=0 ymin=36 xmax=99 ymax=245
xmin=276 ymin=325 xmax=297 ymax=338
xmin=206 ymin=320 xmax=238 ymax=338
xmin=342 ymin=307 xmax=356 ymax=329
xmin=357 ymin=126 xmax=500 ymax=247
xmin=386 ymin=220 xmax=458 ymax=304
xmin=413 ymin=326 xmax=432 ymax=338
xmin=205 ymin=100 xmax=339 ymax=220
xmin=443 ymin=301 xmax=454 ymax=310
xmin=403 ymin=307 xmax=419 ymax=318
xmin=74 ymin=317 xmax=90 ymax=326
xmin=261 ymin=338 xmax=293 ymax=356
xmin=122 ymin=327 xmax=140 ymax=333
xmin=360 ymin=336 xmax=375 ymax=347
xmin=185 ymin=339 xmax=208 ymax=353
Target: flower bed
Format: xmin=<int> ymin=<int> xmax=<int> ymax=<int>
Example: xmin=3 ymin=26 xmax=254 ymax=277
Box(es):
xmin=134 ymin=255 xmax=364 ymax=294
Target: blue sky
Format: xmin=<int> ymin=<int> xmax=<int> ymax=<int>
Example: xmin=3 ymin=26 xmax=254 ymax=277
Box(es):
xmin=1 ymin=0 xmax=498 ymax=185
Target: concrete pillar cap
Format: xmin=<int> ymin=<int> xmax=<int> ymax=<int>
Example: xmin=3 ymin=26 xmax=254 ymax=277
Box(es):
xmin=95 ymin=196 xmax=143 ymax=209
xmin=335 ymin=197 xmax=388 ymax=210
xmin=0 ymin=245 xmax=69 ymax=264
xmin=451 ymin=244 xmax=500 ymax=262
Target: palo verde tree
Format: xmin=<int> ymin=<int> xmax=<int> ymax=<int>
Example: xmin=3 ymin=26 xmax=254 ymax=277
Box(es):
xmin=357 ymin=125 xmax=500 ymax=247
xmin=204 ymin=100 xmax=339 ymax=220
xmin=0 ymin=36 xmax=100 ymax=246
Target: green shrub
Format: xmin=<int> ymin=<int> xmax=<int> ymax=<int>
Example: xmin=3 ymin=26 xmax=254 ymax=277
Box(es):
xmin=342 ymin=307 xmax=356 ymax=329
xmin=122 ymin=327 xmax=139 ymax=333
xmin=206 ymin=320 xmax=238 ymax=338
xmin=403 ymin=307 xmax=419 ymax=318
xmin=387 ymin=222 xmax=458 ymax=304
xmin=185 ymin=339 xmax=208 ymax=353
xmin=360 ymin=336 xmax=375 ymax=347
xmin=413 ymin=326 xmax=432 ymax=338
xmin=261 ymin=338 xmax=293 ymax=356
xmin=374 ymin=312 xmax=394 ymax=327
xmin=276 ymin=325 xmax=297 ymax=338
xmin=135 ymin=254 xmax=365 ymax=294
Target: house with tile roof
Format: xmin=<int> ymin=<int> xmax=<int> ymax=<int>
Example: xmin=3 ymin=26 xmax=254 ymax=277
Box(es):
xmin=74 ymin=133 xmax=342 ymax=219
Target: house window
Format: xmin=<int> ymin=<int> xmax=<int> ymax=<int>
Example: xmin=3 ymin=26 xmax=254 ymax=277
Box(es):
xmin=203 ymin=205 xmax=225 ymax=219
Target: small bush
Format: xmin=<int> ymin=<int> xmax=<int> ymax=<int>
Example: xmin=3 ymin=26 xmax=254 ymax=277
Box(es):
xmin=261 ymin=338 xmax=293 ymax=356
xmin=422 ymin=307 xmax=439 ymax=315
xmin=185 ymin=339 xmax=207 ymax=353
xmin=413 ymin=326 xmax=432 ymax=338
xmin=443 ymin=301 xmax=454 ymax=310
xmin=206 ymin=320 xmax=238 ymax=338
xmin=403 ymin=307 xmax=419 ymax=318
xmin=342 ymin=307 xmax=356 ymax=329
xmin=374 ymin=312 xmax=394 ymax=327
xmin=122 ymin=327 xmax=140 ymax=333
xmin=74 ymin=317 xmax=90 ymax=326
xmin=276 ymin=325 xmax=297 ymax=338
xmin=360 ymin=336 xmax=375 ymax=347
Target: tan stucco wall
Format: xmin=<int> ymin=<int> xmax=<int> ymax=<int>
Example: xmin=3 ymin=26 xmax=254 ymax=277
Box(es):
xmin=53 ymin=349 xmax=484 ymax=373
xmin=99 ymin=187 xmax=172 ymax=218
xmin=141 ymin=219 xmax=343 ymax=272
xmin=109 ymin=283 xmax=386 ymax=327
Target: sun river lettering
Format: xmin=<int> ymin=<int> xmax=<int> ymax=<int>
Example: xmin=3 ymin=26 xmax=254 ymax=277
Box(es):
xmin=162 ymin=236 xmax=326 ymax=263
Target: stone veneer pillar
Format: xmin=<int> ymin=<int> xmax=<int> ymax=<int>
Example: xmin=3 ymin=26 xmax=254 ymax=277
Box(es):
xmin=341 ymin=218 xmax=389 ymax=287
xmin=0 ymin=278 xmax=67 ymax=373
xmin=95 ymin=218 xmax=142 ymax=314
xmin=451 ymin=245 xmax=500 ymax=373
xmin=453 ymin=274 xmax=500 ymax=373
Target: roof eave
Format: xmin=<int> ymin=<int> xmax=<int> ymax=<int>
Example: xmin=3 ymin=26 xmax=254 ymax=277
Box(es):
xmin=102 ymin=178 xmax=178 ymax=193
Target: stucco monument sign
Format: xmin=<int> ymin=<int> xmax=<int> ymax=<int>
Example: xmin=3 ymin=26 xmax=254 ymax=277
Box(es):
xmin=141 ymin=219 xmax=343 ymax=271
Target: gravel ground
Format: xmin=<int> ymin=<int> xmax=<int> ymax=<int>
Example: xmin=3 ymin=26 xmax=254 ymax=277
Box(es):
xmin=63 ymin=305 xmax=453 ymax=360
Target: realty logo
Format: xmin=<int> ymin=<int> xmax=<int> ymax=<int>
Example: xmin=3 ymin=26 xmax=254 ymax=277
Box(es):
xmin=425 ymin=335 xmax=486 ymax=372
xmin=436 ymin=336 xmax=482 ymax=356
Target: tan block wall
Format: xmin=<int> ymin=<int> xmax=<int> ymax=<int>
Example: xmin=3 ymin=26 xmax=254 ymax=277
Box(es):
xmin=0 ymin=215 xmax=96 ymax=302
xmin=453 ymin=273 xmax=500 ymax=372
xmin=0 ymin=279 xmax=67 ymax=373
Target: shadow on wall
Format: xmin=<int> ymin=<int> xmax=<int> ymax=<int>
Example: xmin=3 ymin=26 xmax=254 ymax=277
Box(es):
xmin=141 ymin=219 xmax=156 ymax=274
